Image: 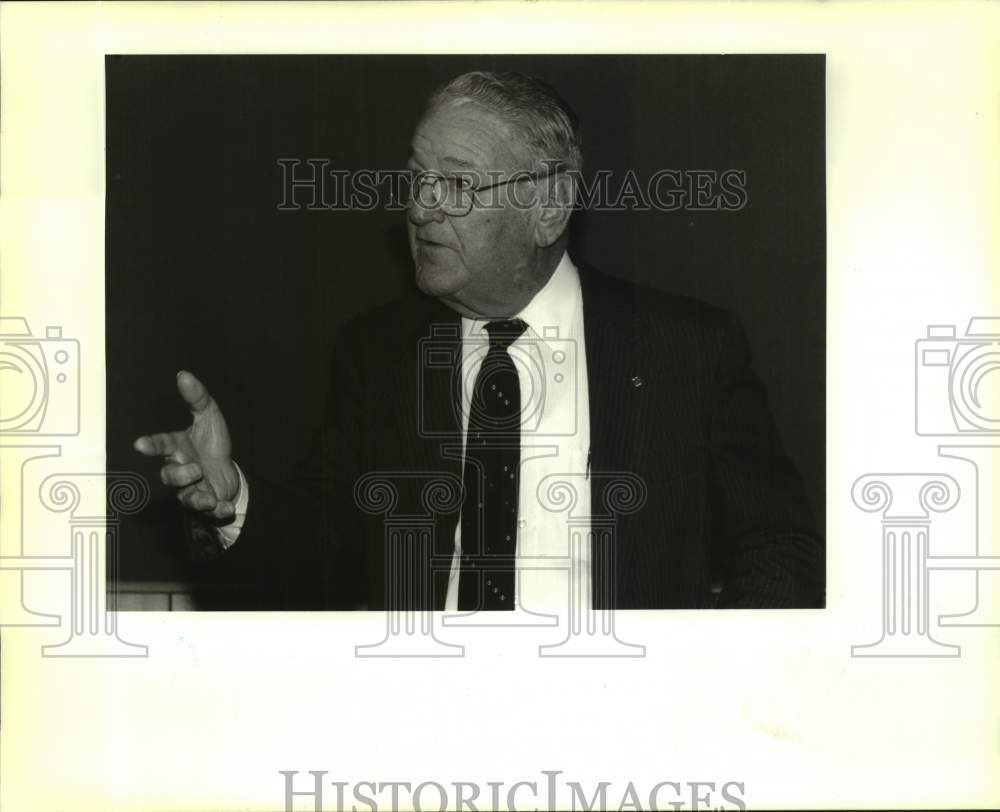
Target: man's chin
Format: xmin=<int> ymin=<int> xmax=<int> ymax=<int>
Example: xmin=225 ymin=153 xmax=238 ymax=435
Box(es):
xmin=414 ymin=261 xmax=466 ymax=299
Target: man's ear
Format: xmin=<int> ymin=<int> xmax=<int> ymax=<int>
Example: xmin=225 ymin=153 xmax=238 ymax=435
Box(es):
xmin=534 ymin=172 xmax=575 ymax=248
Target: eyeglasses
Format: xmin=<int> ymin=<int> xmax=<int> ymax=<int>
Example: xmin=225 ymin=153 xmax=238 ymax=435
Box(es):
xmin=406 ymin=166 xmax=560 ymax=217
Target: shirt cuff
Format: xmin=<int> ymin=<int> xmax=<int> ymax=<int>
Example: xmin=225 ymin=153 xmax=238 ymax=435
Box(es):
xmin=216 ymin=462 xmax=249 ymax=550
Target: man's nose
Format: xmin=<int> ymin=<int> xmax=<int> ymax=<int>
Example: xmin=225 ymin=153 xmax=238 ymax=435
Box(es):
xmin=407 ymin=198 xmax=446 ymax=226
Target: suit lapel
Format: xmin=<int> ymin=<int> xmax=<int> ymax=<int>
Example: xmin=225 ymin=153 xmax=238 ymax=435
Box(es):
xmin=424 ymin=301 xmax=464 ymax=610
xmin=380 ymin=297 xmax=463 ymax=610
xmin=414 ymin=303 xmax=465 ymax=577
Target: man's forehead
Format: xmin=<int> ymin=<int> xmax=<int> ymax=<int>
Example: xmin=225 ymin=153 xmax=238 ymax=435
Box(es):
xmin=409 ymin=101 xmax=525 ymax=171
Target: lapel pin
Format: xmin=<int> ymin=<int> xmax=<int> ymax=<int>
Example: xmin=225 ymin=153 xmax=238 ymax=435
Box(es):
xmin=630 ymin=375 xmax=644 ymax=388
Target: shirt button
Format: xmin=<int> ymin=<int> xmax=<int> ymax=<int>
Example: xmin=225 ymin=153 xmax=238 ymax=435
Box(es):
xmin=517 ymin=519 xmax=526 ymax=529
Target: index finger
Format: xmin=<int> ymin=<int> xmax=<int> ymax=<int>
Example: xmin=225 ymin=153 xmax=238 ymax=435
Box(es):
xmin=133 ymin=432 xmax=178 ymax=457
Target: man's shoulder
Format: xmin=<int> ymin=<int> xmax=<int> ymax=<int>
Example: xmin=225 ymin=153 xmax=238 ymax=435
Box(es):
xmin=336 ymin=290 xmax=455 ymax=352
xmin=578 ymin=264 xmax=734 ymax=339
xmin=338 ymin=264 xmax=738 ymax=356
xmin=578 ymin=265 xmax=752 ymax=397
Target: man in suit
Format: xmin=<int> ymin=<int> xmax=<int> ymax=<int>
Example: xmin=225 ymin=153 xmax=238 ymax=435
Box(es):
xmin=134 ymin=71 xmax=823 ymax=611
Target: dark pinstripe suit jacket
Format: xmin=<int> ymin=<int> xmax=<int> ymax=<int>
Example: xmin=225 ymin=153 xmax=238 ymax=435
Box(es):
xmin=224 ymin=265 xmax=824 ymax=610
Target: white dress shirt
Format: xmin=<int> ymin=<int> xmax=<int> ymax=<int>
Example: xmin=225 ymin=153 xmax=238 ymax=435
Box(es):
xmin=446 ymin=251 xmax=591 ymax=611
xmin=219 ymin=252 xmax=592 ymax=612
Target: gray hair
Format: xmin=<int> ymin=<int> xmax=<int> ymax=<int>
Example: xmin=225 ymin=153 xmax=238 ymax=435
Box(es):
xmin=426 ymin=70 xmax=583 ymax=174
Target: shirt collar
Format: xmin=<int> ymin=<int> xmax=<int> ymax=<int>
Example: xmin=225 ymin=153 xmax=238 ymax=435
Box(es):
xmin=463 ymin=251 xmax=581 ymax=348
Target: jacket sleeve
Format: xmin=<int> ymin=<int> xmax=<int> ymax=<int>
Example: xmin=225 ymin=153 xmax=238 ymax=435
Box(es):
xmin=707 ymin=315 xmax=824 ymax=608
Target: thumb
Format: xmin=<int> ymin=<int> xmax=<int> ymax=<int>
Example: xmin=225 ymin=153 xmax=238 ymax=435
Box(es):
xmin=176 ymin=370 xmax=215 ymax=416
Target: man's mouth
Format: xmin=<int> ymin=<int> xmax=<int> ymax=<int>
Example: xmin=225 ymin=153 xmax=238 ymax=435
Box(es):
xmin=416 ymin=235 xmax=450 ymax=249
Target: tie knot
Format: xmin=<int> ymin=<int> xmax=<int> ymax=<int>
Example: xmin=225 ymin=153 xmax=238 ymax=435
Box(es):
xmin=484 ymin=319 xmax=527 ymax=351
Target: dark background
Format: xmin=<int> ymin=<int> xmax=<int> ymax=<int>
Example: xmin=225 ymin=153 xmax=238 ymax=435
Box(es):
xmin=106 ymin=54 xmax=825 ymax=604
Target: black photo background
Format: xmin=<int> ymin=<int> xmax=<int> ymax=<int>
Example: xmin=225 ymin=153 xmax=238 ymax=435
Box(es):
xmin=106 ymin=55 xmax=825 ymax=605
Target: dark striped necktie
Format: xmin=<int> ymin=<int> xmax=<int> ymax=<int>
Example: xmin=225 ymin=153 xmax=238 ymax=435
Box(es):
xmin=457 ymin=318 xmax=527 ymax=611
